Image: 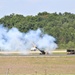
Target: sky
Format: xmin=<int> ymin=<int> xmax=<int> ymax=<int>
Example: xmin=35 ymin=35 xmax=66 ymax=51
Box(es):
xmin=0 ymin=0 xmax=75 ymax=18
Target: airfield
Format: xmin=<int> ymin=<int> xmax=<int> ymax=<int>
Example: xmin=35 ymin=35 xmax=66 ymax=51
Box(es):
xmin=0 ymin=50 xmax=75 ymax=75
xmin=0 ymin=49 xmax=74 ymax=57
xmin=0 ymin=49 xmax=67 ymax=56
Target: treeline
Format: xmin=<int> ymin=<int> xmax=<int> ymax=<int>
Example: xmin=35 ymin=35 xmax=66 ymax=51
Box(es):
xmin=0 ymin=12 xmax=75 ymax=49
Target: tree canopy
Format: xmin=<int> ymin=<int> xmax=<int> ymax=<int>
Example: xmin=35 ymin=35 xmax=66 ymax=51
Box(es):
xmin=0 ymin=12 xmax=75 ymax=49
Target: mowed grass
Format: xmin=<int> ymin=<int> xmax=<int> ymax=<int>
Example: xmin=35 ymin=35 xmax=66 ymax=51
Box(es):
xmin=0 ymin=55 xmax=75 ymax=75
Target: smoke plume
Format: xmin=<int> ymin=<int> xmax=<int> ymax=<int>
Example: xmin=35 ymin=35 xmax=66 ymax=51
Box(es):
xmin=0 ymin=25 xmax=58 ymax=54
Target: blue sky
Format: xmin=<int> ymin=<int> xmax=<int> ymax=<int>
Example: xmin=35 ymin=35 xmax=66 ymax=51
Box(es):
xmin=0 ymin=0 xmax=75 ymax=18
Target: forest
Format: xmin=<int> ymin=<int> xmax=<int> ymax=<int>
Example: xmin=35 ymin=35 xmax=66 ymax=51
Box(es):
xmin=0 ymin=12 xmax=75 ymax=49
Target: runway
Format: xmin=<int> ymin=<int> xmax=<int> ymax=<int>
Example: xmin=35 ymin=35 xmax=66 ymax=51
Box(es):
xmin=0 ymin=53 xmax=75 ymax=57
xmin=0 ymin=50 xmax=75 ymax=57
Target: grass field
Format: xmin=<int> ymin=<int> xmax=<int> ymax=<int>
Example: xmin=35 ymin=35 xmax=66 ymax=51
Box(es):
xmin=0 ymin=54 xmax=75 ymax=75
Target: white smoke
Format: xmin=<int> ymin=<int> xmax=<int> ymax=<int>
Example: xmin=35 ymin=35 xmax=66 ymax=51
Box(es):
xmin=0 ymin=25 xmax=58 ymax=54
